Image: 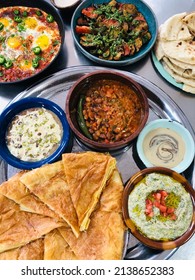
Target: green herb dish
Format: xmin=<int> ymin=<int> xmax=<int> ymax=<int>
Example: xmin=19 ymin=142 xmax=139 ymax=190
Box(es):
xmin=71 ymin=0 xmax=157 ymax=66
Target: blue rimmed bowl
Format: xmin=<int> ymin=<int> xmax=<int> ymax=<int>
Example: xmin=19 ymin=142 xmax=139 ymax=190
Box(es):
xmin=0 ymin=97 xmax=71 ymax=170
xmin=136 ymin=119 xmax=195 ymax=173
xmin=71 ymin=0 xmax=158 ymax=66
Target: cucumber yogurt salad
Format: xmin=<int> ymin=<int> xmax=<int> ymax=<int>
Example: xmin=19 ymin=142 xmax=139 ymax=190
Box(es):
xmin=6 ymin=107 xmax=63 ymax=162
xmin=128 ymin=173 xmax=193 ymax=241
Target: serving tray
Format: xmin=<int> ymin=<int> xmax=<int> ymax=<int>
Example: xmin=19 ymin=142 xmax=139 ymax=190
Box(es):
xmin=0 ymin=65 xmax=194 ymax=260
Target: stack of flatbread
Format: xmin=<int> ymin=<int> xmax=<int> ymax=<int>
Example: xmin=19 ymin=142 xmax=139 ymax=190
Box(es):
xmin=154 ymin=12 xmax=195 ymax=93
xmin=0 ymin=151 xmax=126 ymax=260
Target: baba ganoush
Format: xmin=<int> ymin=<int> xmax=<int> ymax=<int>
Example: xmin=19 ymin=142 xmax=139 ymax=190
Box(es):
xmin=6 ymin=107 xmax=62 ymax=161
xmin=143 ymin=127 xmax=186 ymax=168
xmin=128 ymin=173 xmax=193 ymax=241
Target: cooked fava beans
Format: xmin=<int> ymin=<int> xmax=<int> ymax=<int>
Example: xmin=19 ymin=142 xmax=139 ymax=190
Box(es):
xmin=82 ymin=79 xmax=142 ymax=143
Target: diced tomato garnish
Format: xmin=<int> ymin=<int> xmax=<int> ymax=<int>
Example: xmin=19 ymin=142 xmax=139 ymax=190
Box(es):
xmin=160 ymin=190 xmax=168 ymax=198
xmin=167 ymin=207 xmax=175 ymax=214
xmin=81 ymin=7 xmax=98 ymax=19
xmin=148 ymin=211 xmax=154 ymax=218
xmin=170 ymin=213 xmax=177 ymax=220
xmin=159 ymin=205 xmax=167 ymax=213
xmin=155 ymin=192 xmax=162 ymax=201
xmin=75 ymin=25 xmax=92 ymax=34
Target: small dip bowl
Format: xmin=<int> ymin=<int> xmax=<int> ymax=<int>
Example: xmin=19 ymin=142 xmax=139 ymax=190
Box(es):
xmin=136 ymin=119 xmax=195 ymax=173
xmin=65 ymin=70 xmax=149 ymax=153
xmin=0 ymin=97 xmax=70 ymax=170
xmin=122 ymin=167 xmax=195 ymax=250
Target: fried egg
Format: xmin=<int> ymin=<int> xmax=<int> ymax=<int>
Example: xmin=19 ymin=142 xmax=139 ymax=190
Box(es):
xmin=0 ymin=6 xmax=61 ymax=82
xmin=32 ymin=31 xmax=52 ymax=51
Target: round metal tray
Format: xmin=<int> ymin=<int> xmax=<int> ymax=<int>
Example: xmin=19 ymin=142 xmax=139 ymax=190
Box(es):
xmin=0 ymin=65 xmax=194 ymax=260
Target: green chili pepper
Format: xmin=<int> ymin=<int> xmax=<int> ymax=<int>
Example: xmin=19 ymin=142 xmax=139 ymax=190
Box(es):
xmin=33 ymin=46 xmax=42 ymax=55
xmin=77 ymin=95 xmax=93 ymax=140
xmin=36 ymin=10 xmax=42 ymax=16
xmin=0 ymin=55 xmax=5 ymax=65
xmin=32 ymin=57 xmax=39 ymax=68
xmin=0 ymin=71 xmax=3 ymax=77
xmin=0 ymin=22 xmax=4 ymax=31
xmin=46 ymin=14 xmax=54 ymax=23
xmin=14 ymin=9 xmax=20 ymax=15
xmin=4 ymin=59 xmax=13 ymax=69
xmin=14 ymin=16 xmax=22 ymax=23
xmin=22 ymin=11 xmax=28 ymax=17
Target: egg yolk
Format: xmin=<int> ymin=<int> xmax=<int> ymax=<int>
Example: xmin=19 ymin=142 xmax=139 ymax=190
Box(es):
xmin=20 ymin=60 xmax=32 ymax=70
xmin=24 ymin=17 xmax=38 ymax=29
xmin=7 ymin=36 xmax=22 ymax=49
xmin=0 ymin=17 xmax=10 ymax=27
xmin=36 ymin=34 xmax=50 ymax=50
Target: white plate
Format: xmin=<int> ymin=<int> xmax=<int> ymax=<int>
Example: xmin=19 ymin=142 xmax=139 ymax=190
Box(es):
xmin=50 ymin=0 xmax=81 ymax=9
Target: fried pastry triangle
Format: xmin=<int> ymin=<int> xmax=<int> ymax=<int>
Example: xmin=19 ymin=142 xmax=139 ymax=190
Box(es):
xmin=58 ymin=169 xmax=126 ymax=259
xmin=0 ymin=171 xmax=61 ymax=221
xmin=0 ymin=239 xmax=44 ymax=260
xmin=0 ymin=194 xmax=64 ymax=253
xmin=20 ymin=161 xmax=79 ymax=237
xmin=44 ymin=228 xmax=77 ymax=260
xmin=62 ymin=152 xmax=116 ymax=231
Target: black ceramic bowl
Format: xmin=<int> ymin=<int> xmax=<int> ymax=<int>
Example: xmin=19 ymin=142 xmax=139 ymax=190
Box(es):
xmin=0 ymin=0 xmax=65 ymax=84
xmin=65 ymin=70 xmax=149 ymax=153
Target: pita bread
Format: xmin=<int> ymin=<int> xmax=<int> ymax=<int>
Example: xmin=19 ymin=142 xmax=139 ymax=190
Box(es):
xmin=154 ymin=12 xmax=195 ymax=93
xmin=0 ymin=194 xmax=64 ymax=253
xmin=162 ymin=60 xmax=195 ymax=87
xmin=0 ymin=171 xmax=61 ymax=221
xmin=62 ymin=152 xmax=116 ymax=231
xmin=162 ymin=57 xmax=195 ymax=79
xmin=0 ymin=239 xmax=44 ymax=260
xmin=159 ymin=12 xmax=192 ymax=41
xmin=20 ymin=162 xmax=79 ymax=237
xmin=182 ymin=12 xmax=195 ymax=33
xmin=44 ymin=228 xmax=77 ymax=260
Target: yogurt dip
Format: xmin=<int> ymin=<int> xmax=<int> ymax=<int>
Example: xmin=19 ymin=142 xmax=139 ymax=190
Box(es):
xmin=6 ymin=107 xmax=63 ymax=161
xmin=128 ymin=173 xmax=193 ymax=241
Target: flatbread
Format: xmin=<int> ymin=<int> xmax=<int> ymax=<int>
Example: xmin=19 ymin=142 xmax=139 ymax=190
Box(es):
xmin=0 ymin=171 xmax=61 ymax=221
xmin=20 ymin=161 xmax=79 ymax=237
xmin=44 ymin=228 xmax=77 ymax=260
xmin=0 ymin=239 xmax=44 ymax=260
xmin=0 ymin=194 xmax=64 ymax=253
xmin=159 ymin=12 xmax=192 ymax=41
xmin=58 ymin=169 xmax=126 ymax=260
xmin=183 ymin=12 xmax=195 ymax=33
xmin=162 ymin=57 xmax=195 ymax=79
xmin=154 ymin=12 xmax=195 ymax=93
xmin=62 ymin=152 xmax=116 ymax=231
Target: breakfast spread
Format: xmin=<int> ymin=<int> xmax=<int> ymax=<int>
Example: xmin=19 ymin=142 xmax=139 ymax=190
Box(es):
xmin=0 ymin=0 xmax=194 ymax=262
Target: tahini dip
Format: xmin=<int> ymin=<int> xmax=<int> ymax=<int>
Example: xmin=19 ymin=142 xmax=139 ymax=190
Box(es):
xmin=128 ymin=173 xmax=193 ymax=241
xmin=6 ymin=107 xmax=63 ymax=161
xmin=143 ymin=127 xmax=185 ymax=168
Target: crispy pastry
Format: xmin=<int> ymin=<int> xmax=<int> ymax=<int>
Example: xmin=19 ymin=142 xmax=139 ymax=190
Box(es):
xmin=0 ymin=171 xmax=61 ymax=221
xmin=62 ymin=152 xmax=116 ymax=231
xmin=44 ymin=228 xmax=77 ymax=260
xmin=0 ymin=194 xmax=64 ymax=253
xmin=20 ymin=161 xmax=79 ymax=237
xmin=58 ymin=169 xmax=126 ymax=260
xmin=0 ymin=239 xmax=44 ymax=260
